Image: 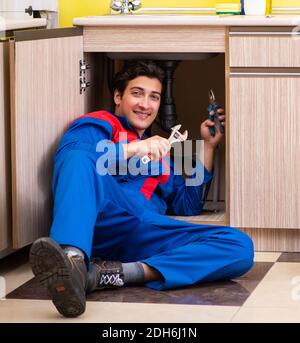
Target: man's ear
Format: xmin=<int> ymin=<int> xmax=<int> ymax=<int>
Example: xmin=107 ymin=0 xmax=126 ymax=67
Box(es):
xmin=114 ymin=90 xmax=122 ymax=106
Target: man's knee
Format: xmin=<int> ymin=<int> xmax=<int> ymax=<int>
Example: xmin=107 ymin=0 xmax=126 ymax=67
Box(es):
xmin=56 ymin=150 xmax=97 ymax=177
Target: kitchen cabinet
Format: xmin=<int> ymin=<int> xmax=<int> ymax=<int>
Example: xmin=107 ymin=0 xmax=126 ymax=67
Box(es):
xmin=229 ymin=28 xmax=300 ymax=68
xmin=10 ymin=28 xmax=84 ymax=248
xmin=0 ymin=19 xmax=47 ymax=255
xmin=8 ymin=26 xmax=228 ymax=250
xmin=229 ymin=75 xmax=300 ymax=229
xmin=229 ymin=27 xmax=300 ymax=229
xmin=6 ymin=16 xmax=300 ymax=252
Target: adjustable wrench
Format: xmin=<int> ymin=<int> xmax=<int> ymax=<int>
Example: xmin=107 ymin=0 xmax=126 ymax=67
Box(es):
xmin=141 ymin=124 xmax=188 ymax=164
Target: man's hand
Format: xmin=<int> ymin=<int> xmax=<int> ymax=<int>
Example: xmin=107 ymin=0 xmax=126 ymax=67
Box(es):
xmin=123 ymin=135 xmax=171 ymax=161
xmin=200 ymin=108 xmax=225 ymax=149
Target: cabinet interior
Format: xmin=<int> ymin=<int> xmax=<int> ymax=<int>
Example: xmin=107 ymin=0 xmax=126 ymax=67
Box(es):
xmin=83 ymin=52 xmax=227 ymax=226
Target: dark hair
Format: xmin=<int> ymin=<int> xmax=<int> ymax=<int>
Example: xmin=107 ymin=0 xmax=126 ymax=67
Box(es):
xmin=112 ymin=60 xmax=165 ymax=95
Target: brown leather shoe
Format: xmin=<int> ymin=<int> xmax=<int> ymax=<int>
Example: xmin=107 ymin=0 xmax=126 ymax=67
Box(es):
xmin=86 ymin=259 xmax=124 ymax=293
xmin=30 ymin=237 xmax=87 ymax=318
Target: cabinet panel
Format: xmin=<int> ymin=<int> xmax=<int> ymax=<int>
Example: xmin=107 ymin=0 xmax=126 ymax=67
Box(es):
xmin=229 ymin=75 xmax=300 ymax=229
xmin=230 ymin=34 xmax=300 ymax=67
xmin=11 ymin=31 xmax=84 ymax=248
xmin=84 ymin=26 xmax=226 ymax=53
xmin=0 ymin=42 xmax=11 ymax=251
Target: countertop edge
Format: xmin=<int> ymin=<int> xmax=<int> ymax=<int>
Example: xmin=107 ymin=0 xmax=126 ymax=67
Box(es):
xmin=73 ymin=15 xmax=300 ymax=27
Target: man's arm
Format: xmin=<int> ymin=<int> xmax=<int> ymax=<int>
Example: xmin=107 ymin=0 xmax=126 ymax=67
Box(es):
xmin=122 ymin=135 xmax=171 ymax=161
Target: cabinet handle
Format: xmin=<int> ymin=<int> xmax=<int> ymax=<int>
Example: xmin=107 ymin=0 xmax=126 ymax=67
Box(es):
xmin=230 ymin=32 xmax=300 ymax=36
xmin=230 ymin=72 xmax=300 ymax=76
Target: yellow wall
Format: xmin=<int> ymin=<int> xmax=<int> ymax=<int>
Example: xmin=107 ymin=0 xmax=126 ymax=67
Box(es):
xmin=59 ymin=0 xmax=110 ymax=27
xmin=59 ymin=0 xmax=300 ymax=28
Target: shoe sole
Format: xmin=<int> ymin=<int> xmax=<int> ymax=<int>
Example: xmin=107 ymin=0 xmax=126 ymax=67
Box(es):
xmin=29 ymin=237 xmax=86 ymax=318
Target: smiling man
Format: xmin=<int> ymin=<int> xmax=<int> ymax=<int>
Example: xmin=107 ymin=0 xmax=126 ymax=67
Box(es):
xmin=115 ymin=75 xmax=162 ymax=134
xmin=30 ymin=61 xmax=254 ymax=318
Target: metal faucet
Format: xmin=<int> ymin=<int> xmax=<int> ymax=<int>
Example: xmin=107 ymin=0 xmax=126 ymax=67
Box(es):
xmin=110 ymin=0 xmax=142 ymax=14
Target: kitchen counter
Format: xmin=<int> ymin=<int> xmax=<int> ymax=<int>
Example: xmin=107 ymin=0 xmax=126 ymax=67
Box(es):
xmin=72 ymin=14 xmax=300 ymax=54
xmin=73 ymin=14 xmax=300 ymax=27
xmin=0 ymin=18 xmax=46 ymax=32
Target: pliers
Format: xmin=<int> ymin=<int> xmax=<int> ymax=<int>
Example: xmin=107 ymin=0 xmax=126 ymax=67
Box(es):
xmin=208 ymin=89 xmax=224 ymax=137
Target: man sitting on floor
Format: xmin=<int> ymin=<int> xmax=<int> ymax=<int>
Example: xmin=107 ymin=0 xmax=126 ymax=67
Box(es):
xmin=30 ymin=60 xmax=254 ymax=318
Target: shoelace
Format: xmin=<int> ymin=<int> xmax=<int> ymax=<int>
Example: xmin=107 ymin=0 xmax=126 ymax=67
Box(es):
xmin=99 ymin=273 xmax=124 ymax=287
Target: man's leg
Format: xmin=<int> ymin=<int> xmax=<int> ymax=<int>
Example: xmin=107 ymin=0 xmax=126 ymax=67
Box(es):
xmin=97 ymin=210 xmax=254 ymax=291
xmin=30 ymin=149 xmax=144 ymax=317
xmin=142 ymin=223 xmax=254 ymax=290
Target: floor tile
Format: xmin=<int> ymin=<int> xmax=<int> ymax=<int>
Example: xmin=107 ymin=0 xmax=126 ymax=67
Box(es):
xmin=243 ymin=262 xmax=300 ymax=308
xmin=0 ymin=299 xmax=240 ymax=323
xmin=231 ymin=307 xmax=300 ymax=323
xmin=2 ymin=263 xmax=33 ymax=295
xmin=7 ymin=262 xmax=273 ymax=307
xmin=254 ymin=252 xmax=281 ymax=262
xmin=277 ymin=253 xmax=300 ymax=263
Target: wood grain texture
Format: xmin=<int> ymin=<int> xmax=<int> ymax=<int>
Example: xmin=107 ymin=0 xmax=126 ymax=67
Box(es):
xmin=241 ymin=228 xmax=300 ymax=252
xmin=229 ymin=75 xmax=300 ymax=229
xmin=225 ymin=27 xmax=230 ymax=226
xmin=83 ymin=26 xmax=226 ymax=53
xmin=0 ymin=42 xmax=11 ymax=251
xmin=230 ymin=35 xmax=300 ymax=67
xmin=11 ymin=35 xmax=84 ymax=248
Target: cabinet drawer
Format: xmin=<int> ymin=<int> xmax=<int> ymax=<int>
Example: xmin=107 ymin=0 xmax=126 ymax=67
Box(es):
xmin=229 ymin=29 xmax=300 ymax=67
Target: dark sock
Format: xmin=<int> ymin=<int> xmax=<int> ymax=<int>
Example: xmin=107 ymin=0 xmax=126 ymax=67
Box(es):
xmin=122 ymin=262 xmax=145 ymax=285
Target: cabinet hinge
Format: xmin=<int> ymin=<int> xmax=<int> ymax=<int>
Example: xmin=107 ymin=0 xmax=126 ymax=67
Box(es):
xmin=79 ymin=59 xmax=91 ymax=94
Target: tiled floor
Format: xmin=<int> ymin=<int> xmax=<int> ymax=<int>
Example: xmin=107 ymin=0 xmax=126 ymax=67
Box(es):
xmin=1 ymin=249 xmax=300 ymax=323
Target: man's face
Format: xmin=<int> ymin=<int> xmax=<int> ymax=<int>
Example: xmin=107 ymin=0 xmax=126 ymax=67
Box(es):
xmin=114 ymin=76 xmax=162 ymax=136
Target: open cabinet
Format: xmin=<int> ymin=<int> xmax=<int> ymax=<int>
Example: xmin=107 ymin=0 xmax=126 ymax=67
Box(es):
xmin=9 ymin=27 xmax=228 ymax=249
xmin=10 ymin=28 xmax=85 ymax=248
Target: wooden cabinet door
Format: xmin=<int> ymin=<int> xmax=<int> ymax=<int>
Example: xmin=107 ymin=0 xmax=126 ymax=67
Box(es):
xmin=229 ymin=73 xmax=300 ymax=229
xmin=10 ymin=28 xmax=84 ymax=248
xmin=0 ymin=41 xmax=11 ymax=252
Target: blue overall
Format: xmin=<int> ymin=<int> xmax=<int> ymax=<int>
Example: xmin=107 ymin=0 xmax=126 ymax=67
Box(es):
xmin=50 ymin=111 xmax=254 ymax=291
